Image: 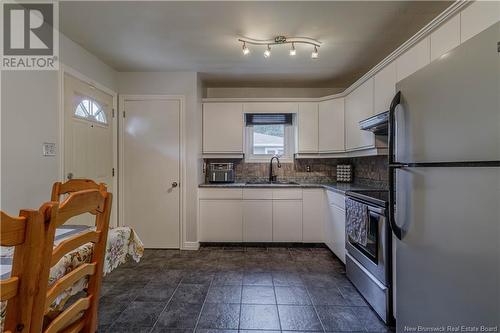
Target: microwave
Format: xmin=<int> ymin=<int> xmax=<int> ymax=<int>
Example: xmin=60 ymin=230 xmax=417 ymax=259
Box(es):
xmin=208 ymin=163 xmax=235 ymax=183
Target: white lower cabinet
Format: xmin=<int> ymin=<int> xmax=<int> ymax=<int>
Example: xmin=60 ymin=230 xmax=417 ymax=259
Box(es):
xmin=243 ymin=200 xmax=273 ymax=242
xmin=302 ymin=189 xmax=325 ymax=242
xmin=199 ymin=200 xmax=243 ymax=242
xmin=328 ymin=204 xmax=346 ymax=263
xmin=273 ymin=200 xmax=303 ymax=242
xmin=199 ymin=188 xmax=345 ymax=252
xmin=325 ymin=190 xmax=346 ymax=263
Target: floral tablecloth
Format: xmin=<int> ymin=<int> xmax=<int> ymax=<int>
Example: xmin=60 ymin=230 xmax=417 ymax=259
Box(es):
xmin=0 ymin=226 xmax=144 ymax=328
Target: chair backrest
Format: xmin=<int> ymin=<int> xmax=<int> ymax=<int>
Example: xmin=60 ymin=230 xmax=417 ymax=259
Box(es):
xmin=30 ymin=189 xmax=112 ymax=333
xmin=50 ymin=179 xmax=107 ymax=202
xmin=1 ymin=207 xmax=51 ymax=333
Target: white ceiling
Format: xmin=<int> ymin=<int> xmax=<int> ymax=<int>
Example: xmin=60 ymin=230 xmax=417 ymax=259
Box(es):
xmin=60 ymin=1 xmax=451 ymax=88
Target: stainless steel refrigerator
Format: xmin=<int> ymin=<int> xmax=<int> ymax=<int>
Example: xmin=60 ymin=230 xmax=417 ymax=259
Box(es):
xmin=388 ymin=22 xmax=499 ymax=330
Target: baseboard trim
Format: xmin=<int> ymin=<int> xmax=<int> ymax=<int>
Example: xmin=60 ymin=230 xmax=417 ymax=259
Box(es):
xmin=199 ymin=242 xmax=327 ymax=248
xmin=182 ymin=241 xmax=200 ymax=251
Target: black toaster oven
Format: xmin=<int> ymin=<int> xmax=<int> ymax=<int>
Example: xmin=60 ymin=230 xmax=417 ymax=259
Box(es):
xmin=208 ymin=163 xmax=235 ymax=183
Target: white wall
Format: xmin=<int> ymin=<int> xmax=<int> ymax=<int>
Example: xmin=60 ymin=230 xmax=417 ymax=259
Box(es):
xmin=1 ymin=71 xmax=59 ymax=214
xmin=117 ymin=72 xmax=202 ymax=243
xmin=60 ymin=34 xmax=117 ymax=91
xmin=0 ymin=33 xmax=117 ymax=215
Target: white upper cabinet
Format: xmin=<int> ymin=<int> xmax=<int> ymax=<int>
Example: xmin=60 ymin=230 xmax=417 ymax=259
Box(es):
xmin=396 ymin=37 xmax=430 ymax=82
xmin=318 ymin=98 xmax=345 ymax=153
xmin=203 ymin=103 xmax=243 ymax=154
xmin=460 ymin=1 xmax=500 ymax=43
xmin=430 ymin=15 xmax=461 ymax=62
xmin=374 ymin=62 xmax=397 ymax=115
xmin=243 ymin=102 xmax=298 ymax=114
xmin=297 ymin=102 xmax=319 ymax=153
xmin=345 ymin=78 xmax=375 ymax=151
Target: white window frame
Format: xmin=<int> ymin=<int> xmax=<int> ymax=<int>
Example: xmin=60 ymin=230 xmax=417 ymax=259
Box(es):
xmin=245 ymin=123 xmax=295 ymax=163
xmin=73 ymin=96 xmax=109 ymax=127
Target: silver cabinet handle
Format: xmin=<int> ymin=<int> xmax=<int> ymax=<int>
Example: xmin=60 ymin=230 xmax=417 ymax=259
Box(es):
xmin=172 ymin=182 xmax=178 ymax=188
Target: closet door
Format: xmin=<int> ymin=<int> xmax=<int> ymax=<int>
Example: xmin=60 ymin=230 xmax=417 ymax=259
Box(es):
xmin=121 ymin=97 xmax=181 ymax=248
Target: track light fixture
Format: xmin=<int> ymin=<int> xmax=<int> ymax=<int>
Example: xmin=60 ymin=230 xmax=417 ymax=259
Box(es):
xmin=238 ymin=35 xmax=321 ymax=59
xmin=311 ymin=45 xmax=319 ymax=59
xmin=264 ymin=45 xmax=271 ymax=58
xmin=242 ymin=42 xmax=250 ymax=55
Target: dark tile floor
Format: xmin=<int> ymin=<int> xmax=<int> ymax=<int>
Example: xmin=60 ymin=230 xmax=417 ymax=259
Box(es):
xmin=98 ymin=246 xmax=392 ymax=333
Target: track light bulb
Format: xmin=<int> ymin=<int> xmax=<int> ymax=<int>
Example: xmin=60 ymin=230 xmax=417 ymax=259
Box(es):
xmin=242 ymin=42 xmax=250 ymax=55
xmin=311 ymin=46 xmax=319 ymax=59
xmin=289 ymin=43 xmax=296 ymax=56
xmin=264 ymin=45 xmax=271 ymax=58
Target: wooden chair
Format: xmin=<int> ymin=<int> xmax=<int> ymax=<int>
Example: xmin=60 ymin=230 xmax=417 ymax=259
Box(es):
xmin=30 ymin=188 xmax=112 ymax=333
xmin=50 ymin=179 xmax=107 ymax=202
xmin=1 ymin=207 xmax=52 ymax=333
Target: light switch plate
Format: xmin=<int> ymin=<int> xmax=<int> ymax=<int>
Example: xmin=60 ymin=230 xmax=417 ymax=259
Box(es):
xmin=42 ymin=143 xmax=56 ymax=156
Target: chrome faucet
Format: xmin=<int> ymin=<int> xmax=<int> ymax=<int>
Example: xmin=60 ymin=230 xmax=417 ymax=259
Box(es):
xmin=269 ymin=155 xmax=281 ymax=182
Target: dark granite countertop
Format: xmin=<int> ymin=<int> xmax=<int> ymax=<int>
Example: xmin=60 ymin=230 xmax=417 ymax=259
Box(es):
xmin=198 ymin=182 xmax=384 ymax=194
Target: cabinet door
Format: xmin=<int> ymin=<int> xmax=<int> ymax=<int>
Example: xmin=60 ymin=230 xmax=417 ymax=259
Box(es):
xmin=243 ymin=102 xmax=298 ymax=114
xmin=396 ymin=37 xmax=430 ymax=81
xmin=430 ymin=15 xmax=460 ymax=62
xmin=318 ymin=98 xmax=345 ymax=153
xmin=273 ymin=200 xmax=302 ymax=242
xmin=297 ymin=102 xmax=319 ymax=153
xmin=203 ymin=103 xmax=243 ymax=153
xmin=345 ymin=79 xmax=375 ymax=151
xmin=374 ymin=62 xmax=396 ymax=115
xmin=302 ymin=189 xmax=325 ymax=242
xmin=460 ymin=1 xmax=500 ymax=43
xmin=330 ymin=204 xmax=346 ymax=264
xmin=243 ymin=200 xmax=273 ymax=242
xmin=199 ymin=200 xmax=242 ymax=241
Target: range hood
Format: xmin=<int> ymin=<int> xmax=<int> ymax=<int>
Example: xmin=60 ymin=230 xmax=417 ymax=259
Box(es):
xmin=359 ymin=111 xmax=388 ymax=135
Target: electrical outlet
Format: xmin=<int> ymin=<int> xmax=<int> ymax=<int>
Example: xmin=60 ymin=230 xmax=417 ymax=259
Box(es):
xmin=306 ymin=165 xmax=311 ymax=172
xmin=42 ymin=143 xmax=56 ymax=156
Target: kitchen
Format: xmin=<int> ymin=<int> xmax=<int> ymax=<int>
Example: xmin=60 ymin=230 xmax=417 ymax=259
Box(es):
xmin=1 ymin=1 xmax=498 ymax=332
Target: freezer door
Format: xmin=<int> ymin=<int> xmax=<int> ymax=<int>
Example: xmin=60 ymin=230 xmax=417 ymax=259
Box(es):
xmin=395 ymin=23 xmax=500 ymax=163
xmin=395 ymin=167 xmax=500 ymax=329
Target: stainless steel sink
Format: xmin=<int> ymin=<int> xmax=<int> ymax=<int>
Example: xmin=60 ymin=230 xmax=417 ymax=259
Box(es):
xmin=245 ymin=181 xmax=299 ymax=186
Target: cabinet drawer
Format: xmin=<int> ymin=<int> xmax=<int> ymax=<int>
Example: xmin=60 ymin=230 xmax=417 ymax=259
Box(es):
xmin=243 ymin=188 xmax=273 ymax=200
xmin=272 ymin=189 xmax=303 ymax=200
xmin=199 ymin=188 xmax=243 ymax=199
xmin=326 ymin=190 xmax=345 ymax=209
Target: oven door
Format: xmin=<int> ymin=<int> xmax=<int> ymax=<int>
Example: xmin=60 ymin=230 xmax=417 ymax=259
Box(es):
xmin=345 ymin=201 xmax=390 ymax=285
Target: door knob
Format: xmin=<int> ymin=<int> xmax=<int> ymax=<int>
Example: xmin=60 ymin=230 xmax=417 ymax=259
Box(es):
xmin=172 ymin=182 xmax=178 ymax=188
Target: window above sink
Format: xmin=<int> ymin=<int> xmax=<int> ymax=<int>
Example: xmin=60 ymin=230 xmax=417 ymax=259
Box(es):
xmin=244 ymin=113 xmax=295 ymax=163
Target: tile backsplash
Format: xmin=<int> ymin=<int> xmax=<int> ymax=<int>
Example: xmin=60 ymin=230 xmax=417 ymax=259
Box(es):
xmin=204 ymin=155 xmax=388 ymax=188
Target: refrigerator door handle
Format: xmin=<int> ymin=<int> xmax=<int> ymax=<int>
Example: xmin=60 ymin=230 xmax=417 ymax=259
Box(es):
xmin=388 ymin=91 xmax=401 ymax=165
xmin=388 ymin=164 xmax=404 ymax=240
xmin=388 ymin=91 xmax=404 ymax=240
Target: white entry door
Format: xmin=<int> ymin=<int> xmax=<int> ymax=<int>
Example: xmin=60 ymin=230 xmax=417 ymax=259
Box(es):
xmin=121 ymin=97 xmax=181 ymax=248
xmin=64 ymin=74 xmax=115 ymax=225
